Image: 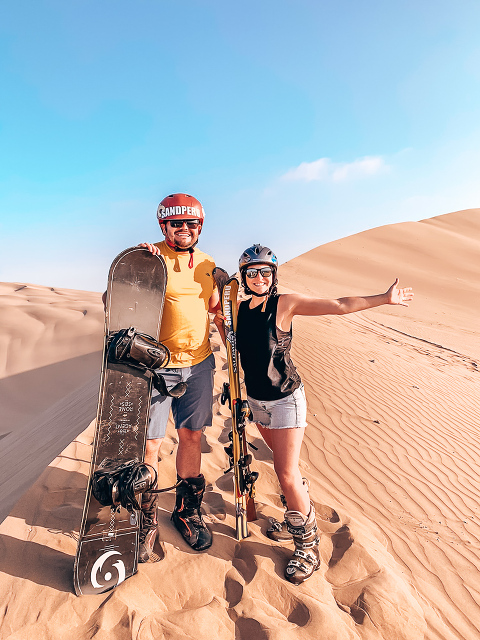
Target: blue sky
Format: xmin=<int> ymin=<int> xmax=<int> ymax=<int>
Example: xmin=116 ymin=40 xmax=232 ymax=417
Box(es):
xmin=1 ymin=0 xmax=480 ymax=290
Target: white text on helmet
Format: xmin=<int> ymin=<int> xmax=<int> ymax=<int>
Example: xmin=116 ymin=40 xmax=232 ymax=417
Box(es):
xmin=161 ymin=206 xmax=201 ymax=218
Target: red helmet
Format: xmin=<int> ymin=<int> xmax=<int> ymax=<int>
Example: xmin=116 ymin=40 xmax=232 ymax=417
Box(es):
xmin=156 ymin=193 xmax=205 ymax=224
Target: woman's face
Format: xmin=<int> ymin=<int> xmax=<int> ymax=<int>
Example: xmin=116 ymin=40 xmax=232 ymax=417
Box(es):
xmin=244 ymin=263 xmax=273 ymax=296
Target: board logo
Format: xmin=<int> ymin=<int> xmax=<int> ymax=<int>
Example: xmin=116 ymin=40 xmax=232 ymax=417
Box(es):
xmin=226 ymin=329 xmax=238 ymax=372
xmin=90 ymin=550 xmax=126 ymax=589
xmin=223 ymin=290 xmax=232 ymax=329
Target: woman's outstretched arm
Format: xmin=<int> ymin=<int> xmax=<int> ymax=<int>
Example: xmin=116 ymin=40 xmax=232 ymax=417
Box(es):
xmin=278 ymin=279 xmax=414 ymax=328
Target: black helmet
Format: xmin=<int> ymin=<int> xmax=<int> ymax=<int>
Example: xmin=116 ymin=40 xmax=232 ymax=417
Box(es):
xmin=239 ymin=244 xmax=278 ymax=297
xmin=239 ymin=244 xmax=278 ymax=271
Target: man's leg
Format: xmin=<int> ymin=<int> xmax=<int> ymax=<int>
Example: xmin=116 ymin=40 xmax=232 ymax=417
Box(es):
xmin=138 ymin=374 xmax=176 ymax=562
xmin=144 ymin=438 xmax=163 ymax=474
xmin=170 ymin=355 xmax=215 ymax=551
xmin=176 ymin=428 xmax=202 ymax=478
xmin=172 ymin=429 xmax=211 ymax=549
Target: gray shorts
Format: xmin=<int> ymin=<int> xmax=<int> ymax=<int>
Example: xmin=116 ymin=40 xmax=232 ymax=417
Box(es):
xmin=247 ymin=384 xmax=307 ymax=430
xmin=148 ymin=353 xmax=215 ymax=439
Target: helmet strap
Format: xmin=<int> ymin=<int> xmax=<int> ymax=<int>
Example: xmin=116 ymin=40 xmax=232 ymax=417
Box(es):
xmin=246 ymin=287 xmax=270 ymax=297
xmin=164 ymin=238 xmax=196 ymax=268
xmin=242 ymin=276 xmax=278 ymax=300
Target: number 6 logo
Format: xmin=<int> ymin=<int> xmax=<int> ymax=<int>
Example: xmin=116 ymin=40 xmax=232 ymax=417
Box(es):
xmin=91 ymin=551 xmax=126 ymax=589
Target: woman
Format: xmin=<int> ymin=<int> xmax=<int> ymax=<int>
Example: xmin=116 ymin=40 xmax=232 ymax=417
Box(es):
xmin=234 ymin=244 xmax=414 ymax=585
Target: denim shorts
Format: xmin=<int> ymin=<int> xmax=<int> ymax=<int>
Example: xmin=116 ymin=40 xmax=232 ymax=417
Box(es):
xmin=148 ymin=353 xmax=215 ymax=439
xmin=247 ymin=384 xmax=307 ymax=430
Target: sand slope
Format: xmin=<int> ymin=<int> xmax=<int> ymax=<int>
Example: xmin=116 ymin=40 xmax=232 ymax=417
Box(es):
xmin=0 ymin=283 xmax=104 ymax=525
xmin=1 ymin=209 xmax=479 ymax=640
xmin=0 ymin=282 xmax=103 ymax=433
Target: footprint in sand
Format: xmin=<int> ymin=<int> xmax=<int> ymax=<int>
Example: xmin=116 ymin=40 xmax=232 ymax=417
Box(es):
xmin=225 ymin=568 xmax=244 ymax=607
xmin=329 ymin=524 xmax=354 ymax=568
xmin=223 ymin=544 xmax=259 ymax=625
xmin=323 ymin=519 xmax=426 ymax=638
xmin=225 ymin=542 xmax=311 ymax=637
xmin=326 ymin=522 xmax=382 ymax=586
xmin=203 ymin=487 xmax=227 ymax=520
xmin=314 ymin=503 xmax=342 ymax=534
xmin=232 ymin=616 xmax=268 ymax=640
xmin=232 ymin=541 xmax=258 ymax=584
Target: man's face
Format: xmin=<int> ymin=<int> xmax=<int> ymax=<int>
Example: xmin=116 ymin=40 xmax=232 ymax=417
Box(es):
xmin=160 ymin=219 xmax=202 ymax=249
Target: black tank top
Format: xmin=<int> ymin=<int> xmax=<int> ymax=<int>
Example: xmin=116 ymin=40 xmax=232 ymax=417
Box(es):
xmin=236 ymin=295 xmax=301 ymax=401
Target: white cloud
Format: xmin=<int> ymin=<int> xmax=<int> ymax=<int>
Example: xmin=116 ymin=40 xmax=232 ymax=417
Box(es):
xmin=282 ymin=155 xmax=389 ymax=183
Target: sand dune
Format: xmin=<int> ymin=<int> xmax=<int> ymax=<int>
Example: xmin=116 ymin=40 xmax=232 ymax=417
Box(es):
xmin=1 ymin=209 xmax=479 ymax=639
xmin=280 ymin=208 xmax=480 ymax=360
xmin=0 ymin=283 xmax=103 ymax=434
xmin=0 ymin=283 xmax=104 ymax=525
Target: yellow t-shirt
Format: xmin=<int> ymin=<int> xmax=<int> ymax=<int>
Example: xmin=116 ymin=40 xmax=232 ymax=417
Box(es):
xmin=155 ymin=241 xmax=216 ymax=367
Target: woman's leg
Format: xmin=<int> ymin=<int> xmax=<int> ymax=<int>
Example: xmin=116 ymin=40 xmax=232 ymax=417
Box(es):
xmin=264 ymin=426 xmax=310 ymax=517
xmin=256 ymin=423 xmax=274 ymax=450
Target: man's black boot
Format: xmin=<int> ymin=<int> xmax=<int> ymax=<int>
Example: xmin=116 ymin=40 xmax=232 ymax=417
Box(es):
xmin=171 ymin=474 xmax=212 ymax=551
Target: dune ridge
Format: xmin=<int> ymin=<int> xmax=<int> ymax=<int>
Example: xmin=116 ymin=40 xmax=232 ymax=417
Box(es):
xmin=1 ymin=209 xmax=479 ymax=639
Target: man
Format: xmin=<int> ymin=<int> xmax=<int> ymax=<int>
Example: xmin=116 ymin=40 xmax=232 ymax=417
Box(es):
xmin=138 ymin=193 xmax=221 ymax=561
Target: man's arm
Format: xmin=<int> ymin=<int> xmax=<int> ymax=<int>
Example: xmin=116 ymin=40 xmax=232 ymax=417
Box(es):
xmin=209 ymin=287 xmax=226 ymax=344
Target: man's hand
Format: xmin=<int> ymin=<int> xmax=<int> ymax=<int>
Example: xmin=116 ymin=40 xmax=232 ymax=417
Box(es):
xmin=385 ymin=278 xmax=414 ymax=306
xmin=139 ymin=243 xmax=160 ymax=255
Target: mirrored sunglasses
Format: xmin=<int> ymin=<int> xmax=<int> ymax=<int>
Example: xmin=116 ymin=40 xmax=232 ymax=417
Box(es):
xmin=245 ymin=267 xmax=273 ymax=279
xmin=168 ymin=219 xmax=201 ymax=229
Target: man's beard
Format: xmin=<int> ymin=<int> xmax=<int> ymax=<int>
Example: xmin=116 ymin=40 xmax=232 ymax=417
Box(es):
xmin=173 ymin=236 xmax=194 ymax=249
xmin=167 ymin=233 xmax=199 ymax=253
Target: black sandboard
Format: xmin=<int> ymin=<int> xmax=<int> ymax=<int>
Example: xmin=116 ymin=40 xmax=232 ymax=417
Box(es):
xmin=74 ymin=246 xmax=167 ymax=596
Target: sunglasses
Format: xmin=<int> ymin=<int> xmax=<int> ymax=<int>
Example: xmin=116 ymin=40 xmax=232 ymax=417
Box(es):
xmin=245 ymin=267 xmax=273 ymax=279
xmin=168 ymin=219 xmax=201 ymax=229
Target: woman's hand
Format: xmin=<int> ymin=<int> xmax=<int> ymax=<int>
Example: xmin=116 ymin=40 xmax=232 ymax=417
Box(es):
xmin=385 ymin=278 xmax=414 ymax=306
xmin=215 ymin=309 xmax=226 ymax=323
xmin=213 ymin=308 xmax=226 ymax=345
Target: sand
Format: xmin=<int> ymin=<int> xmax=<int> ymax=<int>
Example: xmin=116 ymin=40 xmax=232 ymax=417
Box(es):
xmin=0 ymin=208 xmax=479 ymax=639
